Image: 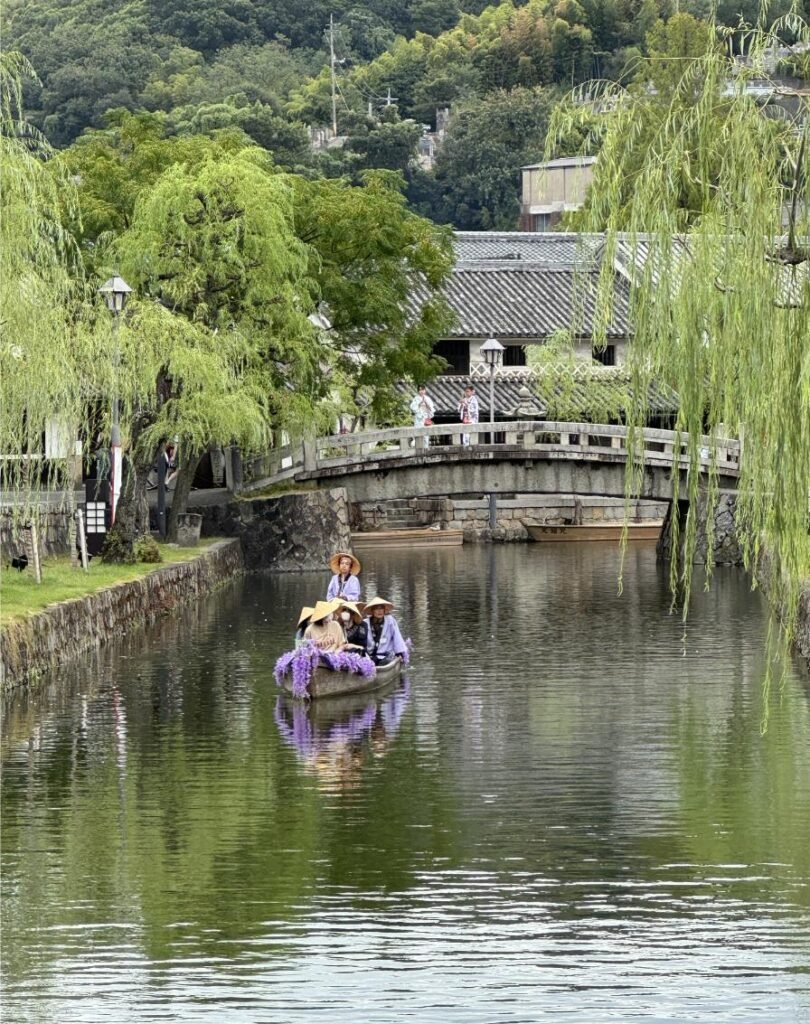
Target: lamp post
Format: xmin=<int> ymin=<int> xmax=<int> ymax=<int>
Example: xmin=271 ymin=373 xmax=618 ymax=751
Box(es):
xmin=480 ymin=337 xmax=504 ymax=529
xmin=99 ymin=275 xmax=133 ymax=525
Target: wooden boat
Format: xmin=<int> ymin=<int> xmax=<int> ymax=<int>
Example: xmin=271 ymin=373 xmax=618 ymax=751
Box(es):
xmin=527 ymin=521 xmax=664 ymax=543
xmin=351 ymin=528 xmax=463 ymax=549
xmin=281 ymin=655 xmax=402 ymax=700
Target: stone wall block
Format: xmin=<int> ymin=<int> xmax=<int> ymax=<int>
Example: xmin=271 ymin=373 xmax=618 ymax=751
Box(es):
xmin=1 ymin=539 xmax=244 ymax=690
xmin=200 ymin=489 xmax=351 ymax=571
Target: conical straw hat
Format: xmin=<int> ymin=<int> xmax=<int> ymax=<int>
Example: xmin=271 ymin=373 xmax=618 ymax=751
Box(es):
xmin=363 ymin=597 xmax=394 ymax=615
xmin=310 ymin=599 xmax=340 ymax=623
xmin=335 ymin=601 xmax=363 ymax=624
xmin=297 ymin=606 xmax=314 ymax=627
xmin=329 ymin=551 xmax=361 ymax=575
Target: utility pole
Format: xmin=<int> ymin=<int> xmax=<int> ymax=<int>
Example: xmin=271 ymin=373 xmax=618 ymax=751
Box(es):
xmin=329 ymin=14 xmax=338 ymax=136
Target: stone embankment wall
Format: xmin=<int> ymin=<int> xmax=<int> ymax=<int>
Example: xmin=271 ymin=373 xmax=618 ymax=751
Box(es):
xmin=1 ymin=539 xmax=243 ymax=691
xmin=200 ymin=488 xmax=351 ymax=571
xmin=1 ymin=510 xmax=70 ymax=559
xmin=351 ymin=495 xmax=667 ymax=542
xmin=797 ymin=584 xmax=810 ymax=666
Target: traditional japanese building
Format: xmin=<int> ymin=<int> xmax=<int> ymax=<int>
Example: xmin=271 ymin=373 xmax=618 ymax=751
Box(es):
xmin=401 ymin=231 xmax=679 ymax=427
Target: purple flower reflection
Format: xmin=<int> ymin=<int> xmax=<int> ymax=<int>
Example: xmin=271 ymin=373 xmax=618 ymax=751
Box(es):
xmin=273 ymin=678 xmax=411 ymax=769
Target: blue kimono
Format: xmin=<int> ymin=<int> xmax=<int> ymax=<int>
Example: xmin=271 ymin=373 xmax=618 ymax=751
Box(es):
xmin=326 ymin=573 xmax=361 ymax=601
xmin=365 ymin=615 xmax=408 ymax=660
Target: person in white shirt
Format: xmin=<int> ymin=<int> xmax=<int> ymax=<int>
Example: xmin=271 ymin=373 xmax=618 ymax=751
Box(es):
xmin=409 ymin=385 xmax=435 ymax=450
xmin=458 ymin=385 xmax=479 ymax=446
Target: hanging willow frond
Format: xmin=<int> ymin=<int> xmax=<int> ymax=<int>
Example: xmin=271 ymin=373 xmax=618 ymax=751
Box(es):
xmin=545 ymin=16 xmax=810 ymax=636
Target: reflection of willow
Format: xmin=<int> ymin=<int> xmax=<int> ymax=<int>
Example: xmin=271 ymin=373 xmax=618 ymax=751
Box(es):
xmin=274 ymin=678 xmax=411 ymax=789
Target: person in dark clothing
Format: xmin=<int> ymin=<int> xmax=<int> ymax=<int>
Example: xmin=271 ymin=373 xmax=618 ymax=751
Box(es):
xmin=336 ymin=601 xmax=368 ymax=651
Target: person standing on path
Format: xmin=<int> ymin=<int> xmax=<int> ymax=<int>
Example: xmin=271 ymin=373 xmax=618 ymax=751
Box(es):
xmin=458 ymin=385 xmax=479 ymax=446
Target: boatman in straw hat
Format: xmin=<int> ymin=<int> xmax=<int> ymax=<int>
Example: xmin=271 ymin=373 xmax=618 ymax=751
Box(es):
xmin=363 ymin=597 xmax=408 ymax=665
xmin=326 ymin=551 xmax=362 ymax=602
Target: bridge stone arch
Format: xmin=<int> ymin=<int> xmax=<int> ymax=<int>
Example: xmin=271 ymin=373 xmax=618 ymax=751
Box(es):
xmin=248 ymin=421 xmax=742 ymax=559
xmin=258 ymin=421 xmax=740 ymax=504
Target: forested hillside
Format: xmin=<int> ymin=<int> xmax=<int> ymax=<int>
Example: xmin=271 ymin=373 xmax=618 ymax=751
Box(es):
xmin=5 ymin=0 xmax=808 ymax=227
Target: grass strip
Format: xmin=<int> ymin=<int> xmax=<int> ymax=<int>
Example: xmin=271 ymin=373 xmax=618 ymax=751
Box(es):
xmin=0 ymin=541 xmax=218 ymax=624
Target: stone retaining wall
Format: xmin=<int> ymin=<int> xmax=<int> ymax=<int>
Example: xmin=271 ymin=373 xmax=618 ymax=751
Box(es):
xmin=0 ymin=539 xmax=244 ymax=691
xmin=352 ymin=495 xmax=668 ymax=542
xmin=797 ymin=583 xmax=810 ymax=667
xmin=657 ymin=491 xmax=744 ymax=566
xmin=199 ymin=489 xmax=351 ymax=571
xmin=1 ymin=509 xmax=70 ymax=560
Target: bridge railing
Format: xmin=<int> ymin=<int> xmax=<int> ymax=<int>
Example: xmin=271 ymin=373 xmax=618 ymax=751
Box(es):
xmin=251 ymin=421 xmax=741 ymax=488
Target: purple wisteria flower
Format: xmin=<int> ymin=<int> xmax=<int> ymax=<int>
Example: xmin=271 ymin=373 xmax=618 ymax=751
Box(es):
xmin=273 ymin=642 xmax=376 ymax=698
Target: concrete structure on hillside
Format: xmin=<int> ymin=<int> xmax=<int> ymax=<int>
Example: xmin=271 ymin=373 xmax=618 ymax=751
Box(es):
xmin=519 ymin=156 xmax=596 ymax=231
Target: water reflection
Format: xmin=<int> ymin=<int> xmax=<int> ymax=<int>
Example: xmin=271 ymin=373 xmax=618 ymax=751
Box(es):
xmin=273 ymin=679 xmax=412 ymax=790
xmin=2 ymin=545 xmax=809 ymax=1023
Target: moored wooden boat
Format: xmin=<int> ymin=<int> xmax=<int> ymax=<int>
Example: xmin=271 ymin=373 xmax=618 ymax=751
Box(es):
xmin=527 ymin=521 xmax=663 ymax=542
xmin=351 ymin=528 xmax=463 ymax=548
xmin=281 ymin=655 xmax=402 ymax=700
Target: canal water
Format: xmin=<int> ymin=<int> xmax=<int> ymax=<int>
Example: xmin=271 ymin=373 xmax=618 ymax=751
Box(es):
xmin=2 ymin=545 xmax=809 ymax=1023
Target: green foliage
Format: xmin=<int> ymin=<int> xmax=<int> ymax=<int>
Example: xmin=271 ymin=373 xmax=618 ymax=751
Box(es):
xmin=413 ymin=86 xmax=559 ymax=228
xmin=294 ymin=171 xmax=455 ymax=420
xmin=134 ymin=535 xmax=163 ymax=562
xmin=0 ymin=52 xmax=93 ymax=514
xmin=100 ymin=524 xmax=137 ymax=564
xmin=547 ymin=16 xmax=810 ymax=627
xmin=110 ymin=146 xmax=322 ymax=458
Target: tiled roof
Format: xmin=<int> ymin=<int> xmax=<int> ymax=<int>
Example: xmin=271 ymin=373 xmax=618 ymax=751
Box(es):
xmin=396 ymin=368 xmax=679 ymax=420
xmin=521 ymin=156 xmax=598 ymax=170
xmin=410 ymin=263 xmax=632 ymax=339
xmin=453 ymin=232 xmax=602 ymax=264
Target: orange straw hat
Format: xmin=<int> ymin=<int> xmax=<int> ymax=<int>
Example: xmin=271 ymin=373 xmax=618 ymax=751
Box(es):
xmin=329 ymin=551 xmax=361 ymax=575
xmin=363 ymin=597 xmax=395 ymax=615
xmin=297 ymin=605 xmax=315 ymax=628
xmin=336 ymin=601 xmax=363 ymax=625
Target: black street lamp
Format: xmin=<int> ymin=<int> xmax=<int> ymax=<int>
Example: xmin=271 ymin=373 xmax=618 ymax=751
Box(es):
xmin=99 ymin=275 xmax=133 ymax=524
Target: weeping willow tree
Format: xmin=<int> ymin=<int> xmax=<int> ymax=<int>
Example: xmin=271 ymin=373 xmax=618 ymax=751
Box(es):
xmin=103 ymin=146 xmax=327 ymax=552
xmin=546 ymin=14 xmax=810 ymax=640
xmin=0 ymin=54 xmax=97 ymax=521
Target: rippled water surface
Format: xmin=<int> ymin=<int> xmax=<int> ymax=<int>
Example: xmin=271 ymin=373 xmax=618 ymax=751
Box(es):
xmin=3 ymin=544 xmax=810 ymax=1022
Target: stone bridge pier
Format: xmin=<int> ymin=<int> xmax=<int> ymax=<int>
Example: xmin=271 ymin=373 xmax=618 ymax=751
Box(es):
xmin=658 ymin=489 xmax=744 ymax=566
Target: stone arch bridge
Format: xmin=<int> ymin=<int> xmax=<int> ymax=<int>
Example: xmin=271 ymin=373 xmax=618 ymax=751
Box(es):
xmin=256 ymin=421 xmax=741 ymax=505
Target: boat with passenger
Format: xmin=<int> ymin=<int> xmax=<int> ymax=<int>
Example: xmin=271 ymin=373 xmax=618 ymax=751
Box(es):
xmin=274 ymin=563 xmax=411 ymax=700
xmin=277 ymin=652 xmax=402 ymax=699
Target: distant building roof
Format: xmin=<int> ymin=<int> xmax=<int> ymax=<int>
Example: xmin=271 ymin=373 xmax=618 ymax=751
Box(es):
xmin=395 ymin=368 xmax=679 ymax=420
xmin=409 ymin=262 xmax=631 ymax=339
xmin=521 ymin=155 xmax=598 ymax=171
xmin=453 ymin=232 xmax=602 ymax=264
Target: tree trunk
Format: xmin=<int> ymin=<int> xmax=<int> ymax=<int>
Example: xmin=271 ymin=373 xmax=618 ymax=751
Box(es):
xmin=101 ymin=407 xmax=158 ymax=562
xmin=133 ymin=460 xmax=151 ymax=535
xmin=101 ymin=454 xmax=137 ymax=562
xmin=167 ymin=450 xmax=203 ymax=542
